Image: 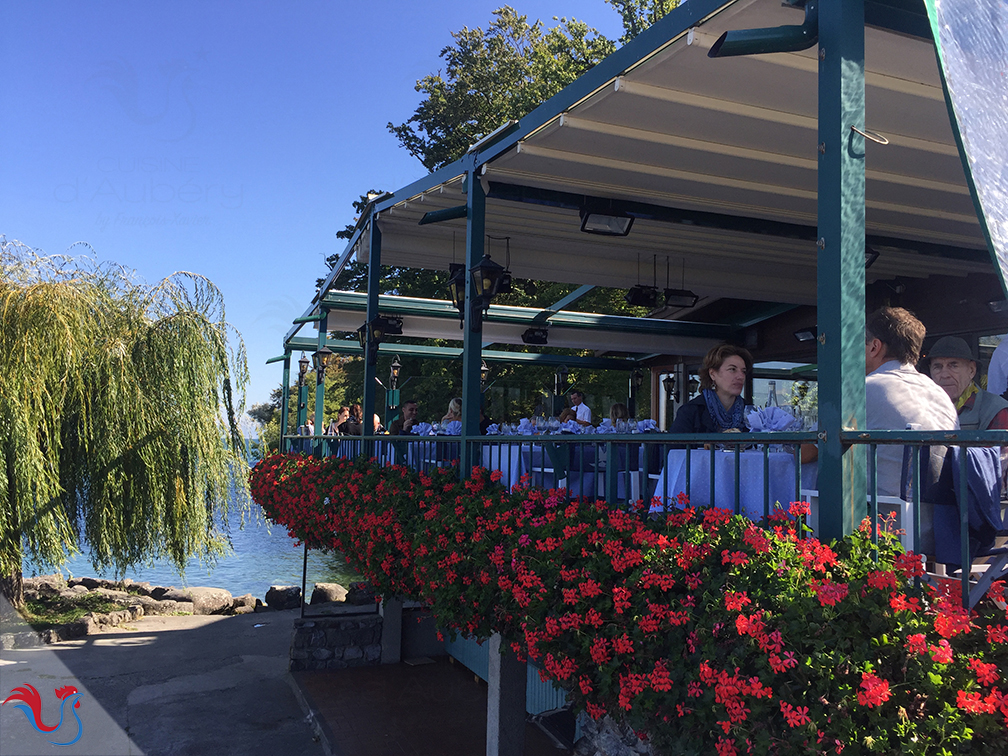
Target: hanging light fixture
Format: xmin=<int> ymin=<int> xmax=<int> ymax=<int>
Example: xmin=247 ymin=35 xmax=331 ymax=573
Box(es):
xmin=368 ymin=315 xmax=403 ymax=344
xmin=390 ymin=355 xmax=402 ymax=389
xmin=794 ymin=326 xmax=818 ymax=343
xmin=522 ymin=326 xmax=549 ymax=345
xmin=447 ymin=263 xmax=466 ymax=327
xmin=625 ymin=285 xmax=660 ymax=308
xmin=480 ymin=359 xmax=490 ymax=387
xmin=469 ymin=254 xmax=506 ymax=309
xmin=662 ymin=374 xmax=678 ymax=402
xmin=356 ymin=324 xmax=368 ymax=351
xmin=311 ymin=345 xmax=334 ymax=376
xmin=663 ymin=257 xmax=698 ymax=308
xmin=579 ymin=201 xmax=634 ymax=236
xmin=298 ymin=352 xmax=310 ymax=384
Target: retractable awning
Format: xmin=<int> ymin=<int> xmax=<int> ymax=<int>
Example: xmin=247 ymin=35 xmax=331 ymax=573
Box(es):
xmin=355 ymin=0 xmax=995 ymax=310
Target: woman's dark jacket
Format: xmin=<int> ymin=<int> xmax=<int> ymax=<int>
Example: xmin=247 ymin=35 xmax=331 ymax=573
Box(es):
xmin=670 ymin=394 xmax=746 ymax=433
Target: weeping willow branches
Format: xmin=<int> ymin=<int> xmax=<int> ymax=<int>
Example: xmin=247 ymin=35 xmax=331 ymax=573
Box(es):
xmin=0 ymin=237 xmax=249 ymax=604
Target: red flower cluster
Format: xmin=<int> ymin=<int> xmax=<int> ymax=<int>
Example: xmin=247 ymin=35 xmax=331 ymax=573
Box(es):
xmin=249 ymin=453 xmax=1008 ymax=755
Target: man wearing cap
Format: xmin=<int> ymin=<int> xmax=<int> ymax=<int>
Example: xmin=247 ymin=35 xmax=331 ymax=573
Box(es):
xmin=928 ymin=335 xmax=1008 ymax=432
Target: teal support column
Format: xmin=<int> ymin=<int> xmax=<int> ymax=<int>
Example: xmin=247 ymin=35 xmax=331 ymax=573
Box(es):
xmin=461 ymin=171 xmax=486 ymax=475
xmin=280 ymin=354 xmax=291 ymax=452
xmin=296 ymin=369 xmax=308 ymax=436
xmin=314 ymin=309 xmax=329 ymax=457
xmin=363 ymin=218 xmax=382 ymax=450
xmin=816 ymin=0 xmax=867 ymax=541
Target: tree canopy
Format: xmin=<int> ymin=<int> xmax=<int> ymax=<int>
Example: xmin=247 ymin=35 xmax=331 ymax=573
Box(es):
xmin=0 ymin=238 xmax=249 ymax=608
xmin=388 ymin=7 xmax=616 ymax=172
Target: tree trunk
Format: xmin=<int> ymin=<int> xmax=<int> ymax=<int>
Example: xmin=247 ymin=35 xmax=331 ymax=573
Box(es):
xmin=0 ymin=569 xmax=24 ymax=616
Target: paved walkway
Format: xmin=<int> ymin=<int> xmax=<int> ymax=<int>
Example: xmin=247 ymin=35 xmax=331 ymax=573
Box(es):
xmin=292 ymin=657 xmax=568 ymax=756
xmin=1 ymin=607 xmax=322 ymax=756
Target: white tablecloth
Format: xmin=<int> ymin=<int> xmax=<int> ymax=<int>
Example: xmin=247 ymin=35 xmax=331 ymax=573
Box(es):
xmin=650 ymin=449 xmax=802 ymax=519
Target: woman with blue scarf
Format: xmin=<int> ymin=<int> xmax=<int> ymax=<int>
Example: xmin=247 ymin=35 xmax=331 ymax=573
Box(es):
xmin=671 ymin=344 xmax=753 ymax=433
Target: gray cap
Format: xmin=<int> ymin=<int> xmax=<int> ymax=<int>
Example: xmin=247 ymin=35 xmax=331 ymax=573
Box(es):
xmin=928 ymin=335 xmax=975 ymax=361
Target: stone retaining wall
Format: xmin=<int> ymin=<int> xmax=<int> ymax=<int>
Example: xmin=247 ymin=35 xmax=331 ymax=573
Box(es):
xmin=289 ymin=614 xmax=383 ymax=672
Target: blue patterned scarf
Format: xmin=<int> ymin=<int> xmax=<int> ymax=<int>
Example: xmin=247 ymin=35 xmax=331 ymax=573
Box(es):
xmin=702 ymin=388 xmax=745 ymax=431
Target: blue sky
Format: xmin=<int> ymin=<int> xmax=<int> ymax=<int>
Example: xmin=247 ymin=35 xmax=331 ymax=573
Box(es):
xmin=1 ymin=1 xmax=625 ymax=409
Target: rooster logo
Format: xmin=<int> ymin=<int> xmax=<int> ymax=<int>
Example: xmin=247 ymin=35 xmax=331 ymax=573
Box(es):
xmin=2 ymin=683 xmax=84 ymax=746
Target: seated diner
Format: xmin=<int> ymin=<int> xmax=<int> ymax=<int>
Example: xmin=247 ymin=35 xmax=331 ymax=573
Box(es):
xmin=670 ymin=344 xmax=752 ymax=433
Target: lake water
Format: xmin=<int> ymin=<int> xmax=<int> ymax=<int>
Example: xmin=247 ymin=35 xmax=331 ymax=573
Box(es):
xmin=23 ymin=502 xmax=362 ymax=601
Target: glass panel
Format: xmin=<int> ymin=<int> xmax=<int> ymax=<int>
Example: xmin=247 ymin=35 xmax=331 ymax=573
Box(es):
xmin=927 ymin=0 xmax=1008 ymax=284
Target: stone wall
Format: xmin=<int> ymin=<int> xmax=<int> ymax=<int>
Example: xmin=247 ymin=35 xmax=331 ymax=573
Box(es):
xmin=289 ymin=614 xmax=383 ymax=672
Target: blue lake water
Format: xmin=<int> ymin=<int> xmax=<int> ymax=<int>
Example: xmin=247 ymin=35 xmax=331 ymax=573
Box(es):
xmin=23 ymin=501 xmax=362 ymax=601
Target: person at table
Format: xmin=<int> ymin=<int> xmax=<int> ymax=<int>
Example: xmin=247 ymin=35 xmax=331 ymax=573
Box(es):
xmin=329 ymin=406 xmax=350 ymax=435
xmin=441 ymin=397 xmax=462 ymax=424
xmin=389 ymin=399 xmax=419 ymax=436
xmin=569 ymin=390 xmax=592 ymax=426
xmin=670 ymin=344 xmax=752 ymax=433
xmin=864 ymin=307 xmax=958 ymax=496
xmin=610 ymin=402 xmax=630 ymax=423
xmin=928 ymin=335 xmax=1008 ymax=482
xmin=339 ymin=404 xmax=363 ymax=435
xmin=928 ymin=336 xmax=1008 ymax=431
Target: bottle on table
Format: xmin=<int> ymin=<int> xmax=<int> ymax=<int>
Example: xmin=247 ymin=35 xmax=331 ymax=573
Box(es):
xmin=765 ymin=381 xmax=778 ymax=408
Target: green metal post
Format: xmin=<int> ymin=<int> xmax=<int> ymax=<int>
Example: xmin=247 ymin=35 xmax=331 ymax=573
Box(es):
xmin=314 ymin=308 xmax=329 ymax=457
xmin=280 ymin=354 xmax=291 ymax=452
xmin=816 ymin=0 xmax=868 ymax=541
xmin=296 ymin=379 xmax=308 ymax=433
xmin=363 ymin=217 xmax=382 ymax=453
xmin=461 ymin=170 xmax=486 ymax=475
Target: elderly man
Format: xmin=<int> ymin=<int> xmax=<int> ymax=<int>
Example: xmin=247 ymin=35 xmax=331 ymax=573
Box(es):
xmin=928 ymin=336 xmax=1008 ymax=431
xmin=865 ymin=307 xmax=959 ymax=497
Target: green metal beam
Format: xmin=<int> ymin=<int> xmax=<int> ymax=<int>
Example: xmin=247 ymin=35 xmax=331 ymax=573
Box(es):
xmin=730 ymin=303 xmax=799 ymax=329
xmin=533 ymin=284 xmax=596 ymax=324
xmin=265 ymin=354 xmax=289 ymax=365
xmin=418 ymin=205 xmax=468 ymax=226
xmin=285 ymin=337 xmax=638 ymax=370
xmin=292 ymin=313 xmax=326 ymax=324
xmin=321 ymin=290 xmax=734 ymax=340
xmin=817 ymin=0 xmax=868 ymax=541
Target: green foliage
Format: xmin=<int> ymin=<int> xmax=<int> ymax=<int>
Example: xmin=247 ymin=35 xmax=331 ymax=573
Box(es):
xmin=605 ymin=0 xmax=680 ymax=44
xmin=388 ymin=7 xmax=615 ymax=172
xmin=21 ymin=593 xmax=124 ymax=631
xmin=0 ymin=238 xmax=249 ymax=596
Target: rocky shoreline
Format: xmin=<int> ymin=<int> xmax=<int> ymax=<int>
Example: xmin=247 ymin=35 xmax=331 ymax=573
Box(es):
xmin=4 ymin=574 xmax=375 ymax=649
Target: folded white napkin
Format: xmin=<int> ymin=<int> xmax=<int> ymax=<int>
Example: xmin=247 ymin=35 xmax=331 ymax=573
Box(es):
xmin=486 ymin=423 xmax=500 ymax=435
xmin=745 ymin=406 xmax=801 ymax=432
xmin=411 ymin=422 xmax=433 ymax=436
xmin=441 ymin=420 xmax=462 ymax=435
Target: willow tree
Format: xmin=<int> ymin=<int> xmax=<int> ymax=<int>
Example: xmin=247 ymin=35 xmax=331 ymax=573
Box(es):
xmin=0 ymin=238 xmax=249 ymax=610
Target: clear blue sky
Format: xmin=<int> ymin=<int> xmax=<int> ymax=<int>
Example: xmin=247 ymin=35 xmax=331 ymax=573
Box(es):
xmin=1 ymin=1 xmax=625 ymax=409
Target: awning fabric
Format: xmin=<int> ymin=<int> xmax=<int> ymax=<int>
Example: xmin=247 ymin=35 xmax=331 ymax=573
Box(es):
xmin=362 ymin=0 xmax=994 ymax=309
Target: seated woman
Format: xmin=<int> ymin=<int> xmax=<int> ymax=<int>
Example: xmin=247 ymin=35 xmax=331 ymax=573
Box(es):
xmin=441 ymin=397 xmax=462 ymax=424
xmin=338 ymin=404 xmax=363 ymax=435
xmin=609 ymin=402 xmax=630 ymax=423
xmin=558 ymin=407 xmax=577 ymax=424
xmin=671 ymin=343 xmax=752 ymax=433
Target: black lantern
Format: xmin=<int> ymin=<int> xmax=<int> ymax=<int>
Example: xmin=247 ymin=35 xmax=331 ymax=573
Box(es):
xmin=368 ymin=315 xmax=403 ymax=343
xmin=390 ymin=355 xmax=402 ymax=389
xmin=356 ymin=324 xmax=368 ymax=351
xmin=447 ymin=263 xmax=466 ymax=327
xmin=311 ymin=345 xmax=334 ymax=375
xmin=630 ymin=368 xmax=644 ymax=392
xmin=469 ymin=253 xmax=506 ymax=311
xmin=662 ymin=374 xmax=678 ymax=403
xmin=555 ymin=364 xmax=569 ymax=395
xmin=298 ymin=352 xmax=310 ymax=383
xmin=480 ymin=359 xmax=490 ymax=387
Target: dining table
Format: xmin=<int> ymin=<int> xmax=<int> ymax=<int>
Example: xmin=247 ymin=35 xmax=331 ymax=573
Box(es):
xmin=649 ymin=447 xmax=810 ymax=520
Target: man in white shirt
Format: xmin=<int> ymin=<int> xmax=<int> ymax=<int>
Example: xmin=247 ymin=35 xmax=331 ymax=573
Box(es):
xmin=569 ymin=390 xmax=592 ymax=426
xmin=864 ymin=307 xmax=959 ymax=497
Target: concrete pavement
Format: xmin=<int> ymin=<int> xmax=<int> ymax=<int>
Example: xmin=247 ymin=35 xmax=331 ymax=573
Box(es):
xmin=0 ymin=603 xmax=323 ymax=756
